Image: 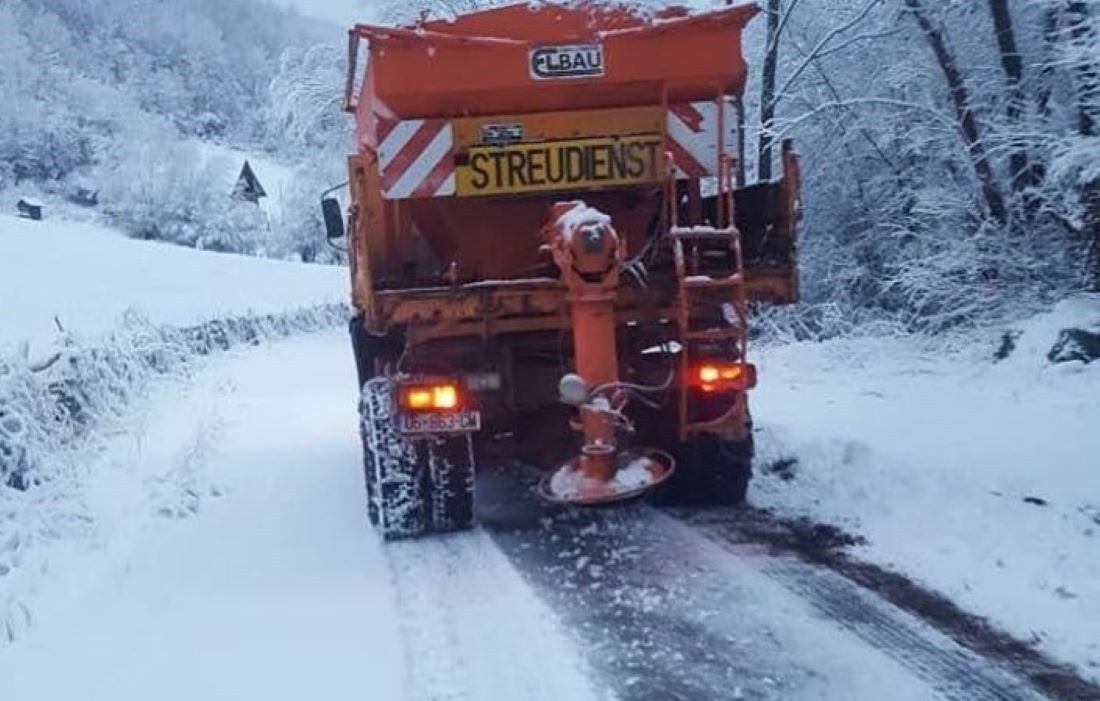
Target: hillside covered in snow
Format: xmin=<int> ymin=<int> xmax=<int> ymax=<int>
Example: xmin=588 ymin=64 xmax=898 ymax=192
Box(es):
xmin=0 ymin=0 xmax=350 ymax=262
xmin=0 ymin=214 xmax=345 ymax=356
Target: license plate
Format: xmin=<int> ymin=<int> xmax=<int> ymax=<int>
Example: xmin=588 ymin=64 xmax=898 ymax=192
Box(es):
xmin=399 ymin=410 xmax=481 ymax=435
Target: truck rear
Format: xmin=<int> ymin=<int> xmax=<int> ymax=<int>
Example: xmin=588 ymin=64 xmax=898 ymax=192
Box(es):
xmin=324 ymin=2 xmax=801 ymax=539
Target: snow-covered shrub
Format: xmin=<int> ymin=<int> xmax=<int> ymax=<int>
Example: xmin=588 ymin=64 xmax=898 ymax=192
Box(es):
xmin=265 ymin=44 xmax=349 ymax=159
xmin=261 ymin=43 xmax=351 ymax=264
xmin=264 ymin=169 xmax=348 ymax=264
xmin=0 ymin=306 xmax=346 ymax=492
xmin=99 ymin=138 xmax=270 ymax=254
xmin=0 ymin=3 xmax=122 ymax=187
xmin=12 ymin=0 xmax=325 ymax=146
xmin=0 ymin=0 xmax=338 ymax=258
xmin=0 ymin=305 xmax=346 ymax=642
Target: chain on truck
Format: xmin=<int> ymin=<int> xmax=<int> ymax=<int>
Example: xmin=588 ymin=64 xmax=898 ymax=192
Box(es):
xmin=320 ymin=2 xmax=802 ymax=540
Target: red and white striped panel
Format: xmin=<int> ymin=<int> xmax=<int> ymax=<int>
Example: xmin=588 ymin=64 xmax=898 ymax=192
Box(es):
xmin=376 ymin=117 xmax=456 ymax=199
xmin=666 ymin=101 xmax=738 ymax=180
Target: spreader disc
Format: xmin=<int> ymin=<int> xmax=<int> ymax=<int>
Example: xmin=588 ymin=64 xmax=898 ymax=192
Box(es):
xmin=538 ymin=447 xmax=675 ymax=505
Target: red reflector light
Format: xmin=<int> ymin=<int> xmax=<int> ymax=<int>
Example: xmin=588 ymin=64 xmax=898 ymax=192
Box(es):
xmin=693 ymin=362 xmax=756 ymax=392
xmin=400 ymin=382 xmax=462 ymax=412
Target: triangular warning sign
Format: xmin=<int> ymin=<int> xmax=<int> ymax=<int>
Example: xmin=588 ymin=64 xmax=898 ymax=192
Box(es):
xmin=232 ymin=160 xmax=267 ymax=203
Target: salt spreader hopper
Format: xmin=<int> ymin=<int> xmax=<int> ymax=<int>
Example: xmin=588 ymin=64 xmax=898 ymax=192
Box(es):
xmin=322 ymin=2 xmax=801 ymax=539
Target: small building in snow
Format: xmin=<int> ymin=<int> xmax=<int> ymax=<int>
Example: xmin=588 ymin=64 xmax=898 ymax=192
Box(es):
xmin=17 ymin=198 xmax=43 ymax=221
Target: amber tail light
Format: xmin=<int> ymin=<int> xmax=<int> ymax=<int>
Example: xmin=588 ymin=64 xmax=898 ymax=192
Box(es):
xmin=692 ymin=362 xmax=757 ymax=393
xmin=398 ymin=382 xmax=463 ymax=412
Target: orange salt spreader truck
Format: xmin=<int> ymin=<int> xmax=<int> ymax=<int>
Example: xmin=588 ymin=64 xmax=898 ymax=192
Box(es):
xmin=321 ymin=2 xmax=801 ymax=539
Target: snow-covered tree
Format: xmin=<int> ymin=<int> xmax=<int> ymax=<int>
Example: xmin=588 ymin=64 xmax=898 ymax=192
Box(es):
xmin=743 ymin=0 xmax=1100 ymax=330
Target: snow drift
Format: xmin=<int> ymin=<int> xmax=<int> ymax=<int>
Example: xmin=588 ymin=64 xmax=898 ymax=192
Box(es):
xmin=751 ymin=294 xmax=1100 ymax=680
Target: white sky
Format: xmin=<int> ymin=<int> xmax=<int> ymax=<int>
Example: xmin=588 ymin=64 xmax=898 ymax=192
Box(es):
xmin=273 ymin=1 xmax=733 ymax=28
xmin=273 ymin=1 xmax=732 ymax=27
xmin=272 ymin=0 xmax=377 ymax=27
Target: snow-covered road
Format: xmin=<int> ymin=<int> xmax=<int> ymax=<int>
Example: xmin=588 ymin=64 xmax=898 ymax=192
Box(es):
xmin=1 ymin=330 xmax=1088 ymax=699
xmin=1 ymin=332 xmax=597 ymax=700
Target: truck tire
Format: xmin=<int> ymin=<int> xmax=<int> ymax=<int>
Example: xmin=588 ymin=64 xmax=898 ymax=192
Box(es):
xmin=650 ymin=432 xmax=753 ymax=507
xmin=358 ymin=420 xmax=380 ymax=528
xmin=361 ymin=377 xmax=430 ymax=539
xmin=360 ymin=377 xmax=477 ymax=539
xmin=351 ymin=316 xmax=383 ymax=528
xmin=701 ymin=432 xmax=754 ymax=506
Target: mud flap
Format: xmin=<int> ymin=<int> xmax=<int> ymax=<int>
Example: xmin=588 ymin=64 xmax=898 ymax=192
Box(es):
xmin=426 ymin=435 xmax=476 ymax=533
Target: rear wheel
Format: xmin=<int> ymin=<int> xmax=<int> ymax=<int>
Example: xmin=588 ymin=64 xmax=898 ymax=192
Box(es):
xmin=640 ymin=397 xmax=754 ymax=507
xmin=357 ymin=365 xmax=476 ymax=540
xmin=650 ymin=432 xmax=753 ymax=507
xmin=361 ymin=378 xmax=429 ymax=539
xmin=358 ymin=420 xmax=380 ymax=528
xmin=716 ymin=432 xmax=753 ymax=504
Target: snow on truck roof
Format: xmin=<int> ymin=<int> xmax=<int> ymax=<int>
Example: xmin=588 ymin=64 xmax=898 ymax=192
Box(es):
xmin=356 ymin=2 xmax=757 ymax=43
xmin=415 ymin=2 xmax=690 ymax=37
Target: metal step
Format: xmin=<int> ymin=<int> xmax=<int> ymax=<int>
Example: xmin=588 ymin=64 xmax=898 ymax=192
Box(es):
xmin=684 ymin=327 xmax=744 ymax=341
xmin=669 ymin=225 xmax=740 ymax=240
xmin=680 ymin=274 xmax=744 ymax=289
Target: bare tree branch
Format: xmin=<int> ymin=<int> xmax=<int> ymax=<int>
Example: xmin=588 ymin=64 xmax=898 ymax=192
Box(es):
xmin=773 ymin=0 xmax=884 ymax=109
xmin=901 ymin=0 xmax=1008 ymax=225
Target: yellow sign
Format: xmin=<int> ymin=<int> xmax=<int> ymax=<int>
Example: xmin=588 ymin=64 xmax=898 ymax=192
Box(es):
xmin=456 ymin=134 xmax=664 ymax=197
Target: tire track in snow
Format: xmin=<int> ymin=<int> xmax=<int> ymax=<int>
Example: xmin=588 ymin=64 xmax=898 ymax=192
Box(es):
xmin=681 ymin=507 xmax=1100 ymax=700
xmin=761 ymin=558 xmax=1041 ymax=701
xmin=478 ymin=466 xmax=1064 ymax=700
xmin=383 ymin=529 xmax=607 ymax=701
xmin=478 ymin=466 xmax=940 ymax=700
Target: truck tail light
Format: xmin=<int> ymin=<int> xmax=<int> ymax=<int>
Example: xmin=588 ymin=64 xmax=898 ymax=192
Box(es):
xmin=693 ymin=362 xmax=756 ymax=393
xmin=399 ymin=382 xmax=462 ymax=412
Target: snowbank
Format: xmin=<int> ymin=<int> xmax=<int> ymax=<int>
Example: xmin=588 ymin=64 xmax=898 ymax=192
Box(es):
xmin=1 ymin=214 xmax=351 ymax=642
xmin=0 ymin=214 xmax=346 ymax=356
xmin=751 ymin=294 xmax=1100 ymax=681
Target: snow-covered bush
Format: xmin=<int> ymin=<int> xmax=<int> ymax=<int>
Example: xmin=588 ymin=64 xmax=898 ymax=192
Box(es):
xmin=265 ymin=173 xmax=347 ymax=264
xmin=0 ymin=306 xmax=346 ymax=492
xmin=746 ymin=0 xmax=1100 ymax=333
xmin=99 ymin=138 xmax=269 ymax=253
xmin=0 ymin=3 xmax=122 ymax=188
xmin=0 ymin=0 xmax=338 ymax=258
xmin=265 ymin=44 xmax=349 ymax=159
xmin=261 ymin=42 xmax=352 ymax=264
xmin=11 ymin=0 xmax=326 ymax=145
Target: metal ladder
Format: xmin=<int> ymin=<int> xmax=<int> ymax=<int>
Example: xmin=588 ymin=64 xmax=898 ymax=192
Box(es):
xmin=666 ymin=156 xmax=750 ymax=440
